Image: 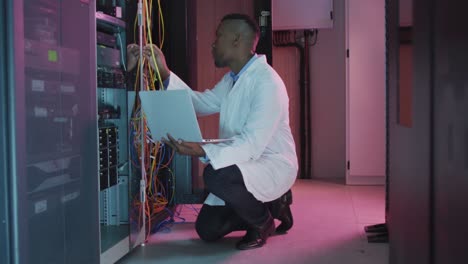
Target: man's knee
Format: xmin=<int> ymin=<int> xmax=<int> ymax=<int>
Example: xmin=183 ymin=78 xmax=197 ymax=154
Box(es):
xmin=195 ymin=216 xmax=222 ymax=242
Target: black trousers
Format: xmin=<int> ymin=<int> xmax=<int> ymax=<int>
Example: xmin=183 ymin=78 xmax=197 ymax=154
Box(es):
xmin=195 ymin=164 xmax=269 ymax=242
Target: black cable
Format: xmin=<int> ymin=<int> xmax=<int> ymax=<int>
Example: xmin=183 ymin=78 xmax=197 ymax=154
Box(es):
xmin=304 ymin=30 xmax=312 ymax=180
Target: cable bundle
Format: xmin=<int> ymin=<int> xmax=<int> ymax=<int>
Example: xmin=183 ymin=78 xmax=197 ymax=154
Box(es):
xmin=128 ymin=0 xmax=176 ymax=242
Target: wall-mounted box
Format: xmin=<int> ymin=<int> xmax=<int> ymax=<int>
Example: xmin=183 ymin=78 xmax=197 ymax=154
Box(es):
xmin=272 ymin=0 xmax=334 ymax=30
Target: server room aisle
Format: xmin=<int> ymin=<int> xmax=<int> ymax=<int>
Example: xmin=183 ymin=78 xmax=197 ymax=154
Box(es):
xmin=117 ymin=180 xmax=388 ymax=264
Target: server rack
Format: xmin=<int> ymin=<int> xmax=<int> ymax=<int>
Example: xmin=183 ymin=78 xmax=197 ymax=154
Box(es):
xmin=3 ymin=0 xmax=100 ymax=263
xmin=95 ymin=1 xmax=144 ymax=262
xmin=1 ymin=0 xmax=198 ymax=263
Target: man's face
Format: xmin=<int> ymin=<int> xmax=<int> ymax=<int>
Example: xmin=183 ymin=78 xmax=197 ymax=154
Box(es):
xmin=212 ymin=21 xmax=236 ymax=68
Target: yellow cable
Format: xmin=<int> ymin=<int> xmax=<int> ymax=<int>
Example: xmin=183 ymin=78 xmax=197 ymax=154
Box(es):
xmin=145 ymin=0 xmax=164 ymax=89
xmin=157 ymin=0 xmax=161 ymax=46
xmin=149 ymin=142 xmax=159 ymax=195
xmin=133 ymin=13 xmax=138 ymax=43
xmin=157 ymin=0 xmax=165 ymax=48
xmin=147 ymin=140 xmax=155 ymax=195
xmin=130 ymin=2 xmax=172 ymax=238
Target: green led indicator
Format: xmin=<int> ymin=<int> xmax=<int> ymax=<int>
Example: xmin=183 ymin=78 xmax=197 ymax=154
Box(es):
xmin=48 ymin=50 xmax=58 ymax=62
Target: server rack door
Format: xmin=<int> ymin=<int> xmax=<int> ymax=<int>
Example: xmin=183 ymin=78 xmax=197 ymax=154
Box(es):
xmin=1 ymin=0 xmax=11 ymax=262
xmin=9 ymin=0 xmax=100 ymax=263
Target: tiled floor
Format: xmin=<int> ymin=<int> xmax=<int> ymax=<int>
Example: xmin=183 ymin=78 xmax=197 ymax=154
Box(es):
xmin=117 ymin=179 xmax=389 ymax=264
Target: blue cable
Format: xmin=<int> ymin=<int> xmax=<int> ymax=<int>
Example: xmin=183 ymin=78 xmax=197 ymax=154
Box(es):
xmin=158 ymin=144 xmax=166 ymax=197
xmin=128 ymin=125 xmax=139 ymax=168
xmin=151 ymin=207 xmax=187 ymax=234
xmin=185 ymin=204 xmax=200 ymax=215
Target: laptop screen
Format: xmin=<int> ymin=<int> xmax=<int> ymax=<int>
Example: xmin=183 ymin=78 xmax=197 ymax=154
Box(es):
xmin=139 ymin=89 xmax=204 ymax=142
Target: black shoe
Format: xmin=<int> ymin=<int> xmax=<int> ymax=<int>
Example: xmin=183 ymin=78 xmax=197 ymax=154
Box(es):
xmin=276 ymin=205 xmax=293 ymax=233
xmin=236 ymin=215 xmax=275 ymax=250
xmin=267 ymin=190 xmax=293 ymax=233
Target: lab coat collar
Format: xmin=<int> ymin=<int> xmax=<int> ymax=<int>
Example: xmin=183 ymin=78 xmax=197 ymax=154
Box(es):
xmin=229 ymin=54 xmax=259 ymax=82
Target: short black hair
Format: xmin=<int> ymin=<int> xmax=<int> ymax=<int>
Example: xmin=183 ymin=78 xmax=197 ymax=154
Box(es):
xmin=221 ymin=13 xmax=260 ymax=38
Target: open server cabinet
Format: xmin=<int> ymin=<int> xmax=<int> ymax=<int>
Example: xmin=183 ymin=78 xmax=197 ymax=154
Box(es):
xmin=97 ymin=0 xmax=200 ymax=263
xmin=1 ymin=0 xmax=199 ymax=263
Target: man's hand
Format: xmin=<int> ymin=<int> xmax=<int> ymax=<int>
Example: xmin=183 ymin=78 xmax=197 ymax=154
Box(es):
xmin=143 ymin=44 xmax=170 ymax=81
xmin=161 ymin=134 xmax=206 ymax=157
xmin=126 ymin=44 xmax=140 ymax=72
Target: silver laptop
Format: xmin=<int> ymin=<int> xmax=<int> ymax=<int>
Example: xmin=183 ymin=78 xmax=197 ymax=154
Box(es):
xmin=138 ymin=89 xmax=233 ymax=144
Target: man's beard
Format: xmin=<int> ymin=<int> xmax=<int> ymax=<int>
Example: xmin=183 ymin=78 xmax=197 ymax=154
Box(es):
xmin=213 ymin=57 xmax=227 ymax=68
xmin=212 ymin=52 xmax=228 ymax=68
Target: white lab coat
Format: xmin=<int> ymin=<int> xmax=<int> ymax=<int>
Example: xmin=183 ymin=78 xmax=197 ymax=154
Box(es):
xmin=167 ymin=55 xmax=298 ymax=203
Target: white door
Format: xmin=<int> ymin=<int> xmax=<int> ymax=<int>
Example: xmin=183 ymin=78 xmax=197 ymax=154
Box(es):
xmin=345 ymin=0 xmax=386 ymax=185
